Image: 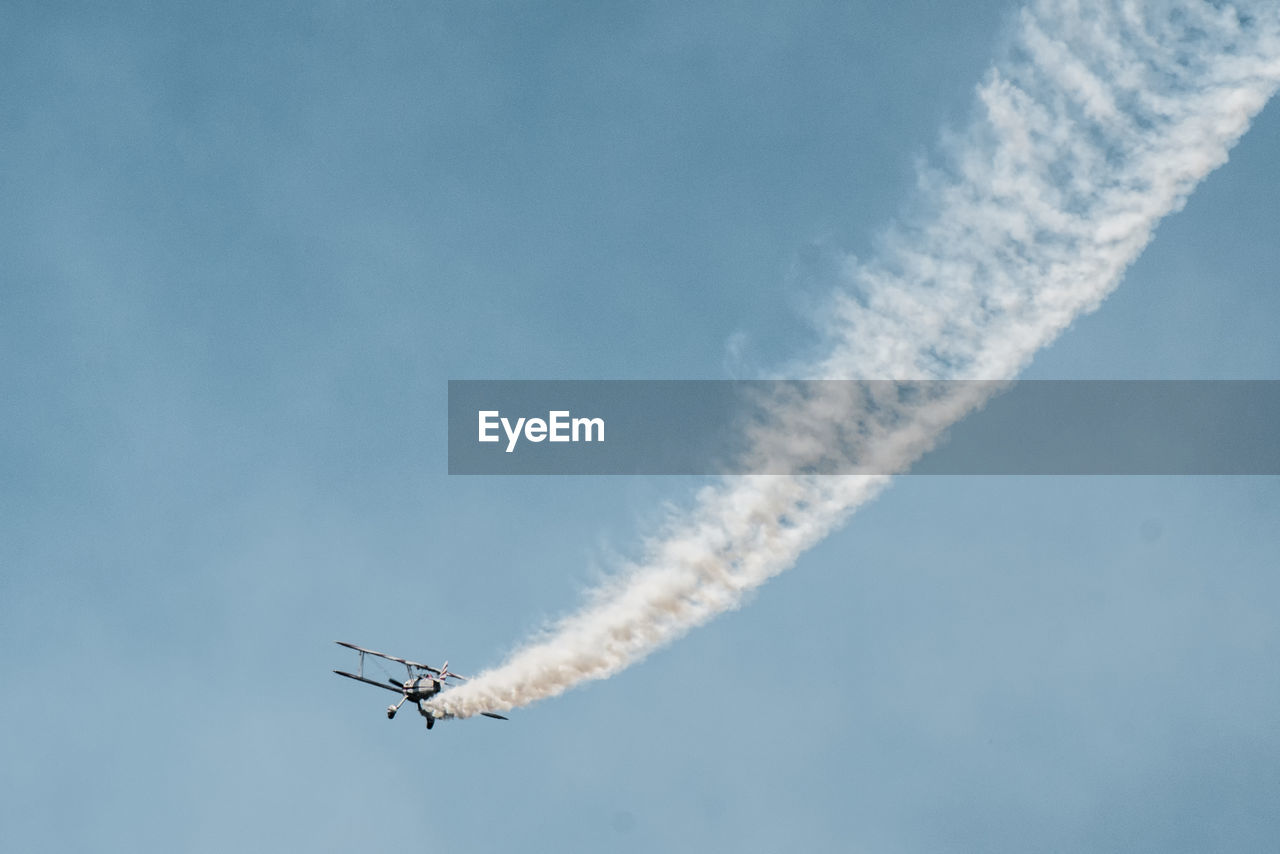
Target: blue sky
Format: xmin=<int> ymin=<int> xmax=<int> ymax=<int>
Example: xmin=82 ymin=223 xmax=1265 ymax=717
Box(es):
xmin=3 ymin=2 xmax=1278 ymax=852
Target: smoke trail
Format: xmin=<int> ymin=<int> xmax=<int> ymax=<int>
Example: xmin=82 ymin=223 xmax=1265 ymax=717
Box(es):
xmin=429 ymin=0 xmax=1280 ymax=719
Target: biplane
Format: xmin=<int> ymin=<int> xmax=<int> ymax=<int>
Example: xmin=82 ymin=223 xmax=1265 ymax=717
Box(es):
xmin=333 ymin=641 xmax=508 ymax=730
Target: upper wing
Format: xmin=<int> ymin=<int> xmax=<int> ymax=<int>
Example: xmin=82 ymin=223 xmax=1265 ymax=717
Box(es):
xmin=333 ymin=670 xmax=403 ymax=693
xmin=335 ymin=641 xmax=440 ymax=675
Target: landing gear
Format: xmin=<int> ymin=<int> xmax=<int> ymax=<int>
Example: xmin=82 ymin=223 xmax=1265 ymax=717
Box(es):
xmin=386 ymin=696 xmax=408 ymax=720
xmin=425 ymin=715 xmax=434 ymax=730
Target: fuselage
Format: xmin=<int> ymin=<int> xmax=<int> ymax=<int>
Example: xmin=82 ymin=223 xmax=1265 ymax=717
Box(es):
xmin=401 ymin=675 xmax=443 ymax=702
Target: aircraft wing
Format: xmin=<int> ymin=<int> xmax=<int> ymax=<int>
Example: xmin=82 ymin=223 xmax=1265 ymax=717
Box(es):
xmin=480 ymin=712 xmax=508 ymax=720
xmin=335 ymin=641 xmax=440 ymax=675
xmin=333 ymin=670 xmax=403 ymax=693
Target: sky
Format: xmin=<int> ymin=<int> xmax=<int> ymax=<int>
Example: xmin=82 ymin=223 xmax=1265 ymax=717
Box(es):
xmin=2 ymin=2 xmax=1279 ymax=852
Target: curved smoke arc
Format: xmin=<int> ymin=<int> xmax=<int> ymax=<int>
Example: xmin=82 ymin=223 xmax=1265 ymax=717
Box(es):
xmin=429 ymin=1 xmax=1280 ymax=720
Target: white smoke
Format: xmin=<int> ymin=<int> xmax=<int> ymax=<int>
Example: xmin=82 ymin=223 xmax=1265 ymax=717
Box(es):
xmin=428 ymin=0 xmax=1280 ymax=719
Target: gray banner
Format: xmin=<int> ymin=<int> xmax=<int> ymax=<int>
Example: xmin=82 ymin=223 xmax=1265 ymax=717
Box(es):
xmin=447 ymin=380 xmax=1280 ymax=475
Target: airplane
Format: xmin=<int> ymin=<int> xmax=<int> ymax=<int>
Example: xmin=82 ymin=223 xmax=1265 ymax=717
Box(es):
xmin=333 ymin=641 xmax=508 ymax=730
